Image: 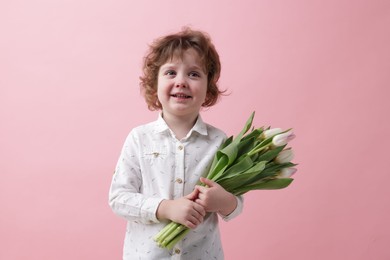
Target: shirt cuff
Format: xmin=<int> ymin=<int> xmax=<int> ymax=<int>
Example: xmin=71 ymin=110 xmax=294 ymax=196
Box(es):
xmin=220 ymin=195 xmax=244 ymax=221
xmin=141 ymin=197 xmax=164 ymax=224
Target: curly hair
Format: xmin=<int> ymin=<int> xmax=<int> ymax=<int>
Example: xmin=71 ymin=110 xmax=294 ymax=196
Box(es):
xmin=140 ymin=28 xmax=224 ymax=110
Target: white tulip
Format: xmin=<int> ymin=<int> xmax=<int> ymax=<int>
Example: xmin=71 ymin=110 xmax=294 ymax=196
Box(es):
xmin=261 ymin=128 xmax=283 ymax=139
xmin=272 ymin=130 xmax=295 ymax=147
xmin=275 ymin=148 xmax=294 ymax=164
xmin=276 ymin=167 xmax=297 ymax=179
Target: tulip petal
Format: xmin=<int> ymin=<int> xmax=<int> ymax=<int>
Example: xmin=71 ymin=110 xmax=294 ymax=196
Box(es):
xmin=275 ymin=148 xmax=294 ymax=164
xmin=276 ymin=167 xmax=297 ymax=178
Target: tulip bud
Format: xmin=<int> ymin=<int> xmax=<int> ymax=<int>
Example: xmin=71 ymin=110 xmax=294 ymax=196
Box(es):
xmin=276 ymin=167 xmax=297 ymax=179
xmin=272 ymin=130 xmax=295 ymax=147
xmin=275 ymin=148 xmax=294 ymax=164
xmin=261 ymin=128 xmax=283 ymax=139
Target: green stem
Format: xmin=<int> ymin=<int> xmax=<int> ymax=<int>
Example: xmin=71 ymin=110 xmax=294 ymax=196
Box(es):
xmin=247 ymin=142 xmax=271 ymax=156
xmin=154 ymin=222 xmax=179 ymax=244
xmin=165 ymin=228 xmax=191 ymax=250
xmin=161 ymin=224 xmax=188 ymax=248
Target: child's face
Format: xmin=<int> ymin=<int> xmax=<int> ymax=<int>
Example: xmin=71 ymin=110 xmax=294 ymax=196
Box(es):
xmin=157 ymin=48 xmax=208 ymax=120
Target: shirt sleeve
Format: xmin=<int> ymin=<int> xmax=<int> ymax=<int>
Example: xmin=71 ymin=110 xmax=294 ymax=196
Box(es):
xmin=108 ymin=130 xmax=163 ymax=224
xmin=219 ymin=195 xmax=244 ymax=221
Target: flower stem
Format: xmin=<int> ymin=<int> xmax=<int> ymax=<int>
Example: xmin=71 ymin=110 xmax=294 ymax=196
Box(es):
xmin=154 ymin=222 xmax=179 ymax=245
xmin=161 ymin=224 xmax=188 ymax=248
xmin=165 ymin=228 xmax=191 ymax=250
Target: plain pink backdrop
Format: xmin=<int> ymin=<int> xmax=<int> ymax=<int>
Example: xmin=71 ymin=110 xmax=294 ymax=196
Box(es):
xmin=1 ymin=1 xmax=389 ymax=259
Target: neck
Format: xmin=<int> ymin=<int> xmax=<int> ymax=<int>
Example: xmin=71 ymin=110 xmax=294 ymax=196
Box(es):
xmin=162 ymin=112 xmax=198 ymax=140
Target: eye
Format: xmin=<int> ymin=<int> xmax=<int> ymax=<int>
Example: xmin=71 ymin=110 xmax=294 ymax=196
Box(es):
xmin=164 ymin=70 xmax=176 ymax=76
xmin=189 ymin=71 xmax=201 ymax=78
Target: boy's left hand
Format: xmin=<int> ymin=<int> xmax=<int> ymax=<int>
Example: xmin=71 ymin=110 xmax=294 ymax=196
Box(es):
xmin=194 ymin=177 xmax=237 ymax=216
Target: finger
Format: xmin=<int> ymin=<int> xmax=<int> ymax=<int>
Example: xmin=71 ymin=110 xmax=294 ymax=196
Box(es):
xmin=195 ymin=185 xmax=208 ymax=194
xmin=186 ymin=214 xmax=203 ymax=228
xmin=189 ymin=204 xmax=205 ymax=221
xmin=196 ymin=192 xmax=205 ymax=200
xmin=200 ymin=177 xmax=216 ymax=187
xmin=185 ymin=220 xmax=197 ymax=229
xmin=195 ymin=198 xmax=210 ymax=212
xmin=195 ymin=198 xmax=204 ymax=208
xmin=193 ymin=212 xmax=204 ymax=224
xmin=193 ymin=202 xmax=206 ymax=216
xmin=185 ymin=188 xmax=199 ymax=201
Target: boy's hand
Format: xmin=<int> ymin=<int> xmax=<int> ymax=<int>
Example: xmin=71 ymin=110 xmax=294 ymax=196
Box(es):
xmin=194 ymin=177 xmax=237 ymax=216
xmin=156 ymin=189 xmax=206 ymax=229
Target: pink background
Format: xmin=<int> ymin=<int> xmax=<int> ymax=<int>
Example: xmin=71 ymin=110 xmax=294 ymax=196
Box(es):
xmin=1 ymin=1 xmax=390 ymax=259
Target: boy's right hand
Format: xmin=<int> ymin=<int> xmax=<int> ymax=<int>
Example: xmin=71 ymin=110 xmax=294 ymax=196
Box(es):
xmin=156 ymin=189 xmax=206 ymax=229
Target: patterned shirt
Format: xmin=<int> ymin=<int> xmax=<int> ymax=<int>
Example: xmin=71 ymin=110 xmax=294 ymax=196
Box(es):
xmin=109 ymin=114 xmax=243 ymax=259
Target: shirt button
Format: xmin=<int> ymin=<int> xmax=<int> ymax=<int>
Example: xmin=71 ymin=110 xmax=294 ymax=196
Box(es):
xmin=176 ymin=178 xmax=183 ymax=184
xmin=178 ymin=145 xmax=183 ymax=150
xmin=174 ymin=248 xmax=181 ymax=254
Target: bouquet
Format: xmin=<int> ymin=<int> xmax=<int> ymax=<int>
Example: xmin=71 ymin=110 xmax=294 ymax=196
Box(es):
xmin=154 ymin=112 xmax=297 ymax=249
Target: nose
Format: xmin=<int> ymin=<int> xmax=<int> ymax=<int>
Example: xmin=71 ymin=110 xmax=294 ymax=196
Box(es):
xmin=175 ymin=74 xmax=187 ymax=88
xmin=176 ymin=83 xmax=186 ymax=88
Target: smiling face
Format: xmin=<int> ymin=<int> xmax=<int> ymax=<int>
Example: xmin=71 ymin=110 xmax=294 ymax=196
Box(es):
xmin=157 ymin=48 xmax=208 ymax=120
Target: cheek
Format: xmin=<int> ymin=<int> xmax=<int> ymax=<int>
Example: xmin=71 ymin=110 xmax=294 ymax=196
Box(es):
xmin=156 ymin=80 xmax=164 ymax=94
xmin=156 ymin=83 xmax=169 ymax=102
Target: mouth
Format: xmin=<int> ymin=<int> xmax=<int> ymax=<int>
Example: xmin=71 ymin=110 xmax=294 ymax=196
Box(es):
xmin=171 ymin=93 xmax=192 ymax=99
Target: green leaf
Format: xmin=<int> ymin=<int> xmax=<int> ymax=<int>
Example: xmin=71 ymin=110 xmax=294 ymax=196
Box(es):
xmin=218 ymin=161 xmax=266 ymax=192
xmin=247 ymin=138 xmax=273 ymax=156
xmin=221 ymin=156 xmax=254 ymax=179
xmin=219 ymin=143 xmax=238 ymax=165
xmin=235 ymin=136 xmax=257 ymax=160
xmin=255 ymin=145 xmax=286 ymax=162
xmin=208 ymin=112 xmax=256 ymax=181
xmin=207 ymin=155 xmax=229 ymax=181
xmin=217 ymin=171 xmax=261 ymax=191
xmin=234 ymin=111 xmax=255 ymax=141
xmin=264 ymin=162 xmax=296 ymax=173
xmin=247 ymin=162 xmax=294 ymax=183
xmin=244 ymin=160 xmax=267 ymax=174
xmin=217 ymin=161 xmax=267 ymax=190
xmin=241 ymin=127 xmax=264 ymax=142
xmin=221 ymin=136 xmax=234 ymax=149
xmin=233 ymin=178 xmax=294 ymax=195
xmin=208 ymin=136 xmax=233 ymax=177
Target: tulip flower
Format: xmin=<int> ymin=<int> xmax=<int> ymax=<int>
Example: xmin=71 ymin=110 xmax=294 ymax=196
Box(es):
xmin=275 ymin=148 xmax=294 ymax=164
xmin=272 ymin=130 xmax=295 ymax=147
xmin=276 ymin=167 xmax=297 ymax=179
xmin=261 ymin=128 xmax=283 ymax=139
xmin=154 ymin=112 xmax=297 ymax=249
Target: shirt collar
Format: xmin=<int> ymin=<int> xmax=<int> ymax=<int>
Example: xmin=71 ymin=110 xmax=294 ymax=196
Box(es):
xmin=190 ymin=115 xmax=208 ymax=136
xmin=155 ymin=113 xmax=208 ymax=136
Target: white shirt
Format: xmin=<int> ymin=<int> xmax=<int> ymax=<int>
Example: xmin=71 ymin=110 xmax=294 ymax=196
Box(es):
xmin=109 ymin=114 xmax=243 ymax=260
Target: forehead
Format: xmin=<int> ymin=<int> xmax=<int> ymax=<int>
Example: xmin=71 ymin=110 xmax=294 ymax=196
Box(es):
xmin=163 ymin=48 xmax=206 ymax=69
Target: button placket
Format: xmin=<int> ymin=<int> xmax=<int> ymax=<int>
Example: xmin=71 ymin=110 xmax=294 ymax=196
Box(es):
xmin=174 ymin=142 xmax=185 ymax=198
